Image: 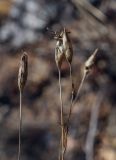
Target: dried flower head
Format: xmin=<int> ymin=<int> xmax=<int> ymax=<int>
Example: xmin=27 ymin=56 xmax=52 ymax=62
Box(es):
xmin=48 ymin=27 xmax=73 ymax=69
xmin=18 ymin=52 xmax=28 ymax=92
xmin=62 ymin=28 xmax=73 ymax=64
xmin=84 ymin=49 xmax=98 ymax=75
xmin=55 ymin=38 xmax=65 ymax=69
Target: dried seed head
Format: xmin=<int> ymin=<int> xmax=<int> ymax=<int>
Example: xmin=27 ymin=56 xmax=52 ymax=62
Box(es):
xmin=55 ymin=39 xmax=65 ymax=69
xmin=53 ymin=27 xmax=73 ymax=68
xmin=18 ymin=52 xmax=28 ymax=92
xmin=84 ymin=49 xmax=98 ymax=75
xmin=47 ymin=27 xmax=64 ymax=69
xmin=62 ymin=28 xmax=73 ymax=64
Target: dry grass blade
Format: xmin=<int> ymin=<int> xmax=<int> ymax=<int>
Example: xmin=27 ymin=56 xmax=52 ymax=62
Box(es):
xmin=72 ymin=0 xmax=106 ymax=23
xmin=18 ymin=52 xmax=28 ymax=160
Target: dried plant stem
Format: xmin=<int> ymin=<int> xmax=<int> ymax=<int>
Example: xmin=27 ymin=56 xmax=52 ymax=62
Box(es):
xmin=63 ymin=62 xmax=74 ymax=154
xmin=65 ymin=48 xmax=98 ymax=129
xmin=68 ymin=71 xmax=87 ymax=125
xmin=63 ymin=71 xmax=87 ymax=155
xmin=69 ymin=63 xmax=74 ymax=102
xmin=58 ymin=69 xmax=65 ymax=160
xmin=73 ymin=71 xmax=87 ymax=106
xmin=18 ymin=90 xmax=22 ymax=160
xmin=68 ymin=63 xmax=74 ymax=120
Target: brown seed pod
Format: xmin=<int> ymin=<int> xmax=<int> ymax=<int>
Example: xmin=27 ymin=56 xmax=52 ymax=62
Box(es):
xmin=18 ymin=52 xmax=28 ymax=92
xmin=84 ymin=48 xmax=98 ymax=75
xmin=55 ymin=37 xmax=65 ymax=69
xmin=62 ymin=28 xmax=73 ymax=64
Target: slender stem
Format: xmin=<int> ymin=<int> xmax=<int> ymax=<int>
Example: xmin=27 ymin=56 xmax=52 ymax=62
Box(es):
xmin=63 ymin=63 xmax=74 ymax=154
xmin=18 ymin=90 xmax=22 ymax=160
xmin=67 ymin=71 xmax=87 ymax=126
xmin=69 ymin=63 xmax=75 ymax=103
xmin=73 ymin=72 xmax=87 ymax=106
xmin=68 ymin=63 xmax=74 ymax=122
xmin=58 ymin=69 xmax=64 ymax=160
xmin=64 ymin=71 xmax=87 ymax=155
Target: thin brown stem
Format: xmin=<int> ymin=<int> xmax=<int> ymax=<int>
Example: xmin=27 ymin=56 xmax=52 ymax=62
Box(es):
xmin=69 ymin=63 xmax=75 ymax=102
xmin=64 ymin=71 xmax=87 ymax=155
xmin=18 ymin=90 xmax=22 ymax=160
xmin=63 ymin=62 xmax=74 ymax=154
xmin=68 ymin=71 xmax=87 ymax=124
xmin=68 ymin=63 xmax=75 ymax=121
xmin=58 ymin=69 xmax=65 ymax=160
xmin=72 ymin=72 xmax=87 ymax=106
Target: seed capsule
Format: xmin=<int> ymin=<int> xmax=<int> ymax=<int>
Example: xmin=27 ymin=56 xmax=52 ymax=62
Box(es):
xmin=55 ymin=34 xmax=65 ymax=69
xmin=18 ymin=52 xmax=28 ymax=92
xmin=62 ymin=28 xmax=73 ymax=64
xmin=84 ymin=49 xmax=98 ymax=74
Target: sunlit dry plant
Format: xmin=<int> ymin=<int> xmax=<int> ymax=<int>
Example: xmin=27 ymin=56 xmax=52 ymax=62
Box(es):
xmin=47 ymin=27 xmax=65 ymax=160
xmin=52 ymin=27 xmax=75 ymax=160
xmin=48 ymin=27 xmax=98 ymax=160
xmin=18 ymin=52 xmax=28 ymax=160
xmin=61 ymin=28 xmax=75 ymax=155
xmin=54 ymin=29 xmax=65 ymax=160
xmin=73 ymin=48 xmax=99 ymax=107
xmin=64 ymin=48 xmax=99 ymax=158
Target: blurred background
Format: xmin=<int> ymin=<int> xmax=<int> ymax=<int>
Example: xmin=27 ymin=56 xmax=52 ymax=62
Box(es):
xmin=0 ymin=0 xmax=116 ymax=160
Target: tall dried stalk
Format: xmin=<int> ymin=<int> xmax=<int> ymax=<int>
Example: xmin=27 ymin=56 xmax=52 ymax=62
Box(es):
xmin=54 ymin=27 xmax=76 ymax=158
xmin=64 ymin=66 xmax=86 ymax=155
xmin=58 ymin=69 xmax=65 ymax=160
xmin=64 ymin=48 xmax=99 ymax=154
xmin=18 ymin=90 xmax=22 ymax=160
xmin=61 ymin=28 xmax=74 ymax=154
xmin=18 ymin=52 xmax=28 ymax=160
xmin=54 ymin=27 xmax=74 ymax=160
xmin=52 ymin=26 xmax=98 ymax=160
xmin=55 ymin=34 xmax=65 ymax=160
